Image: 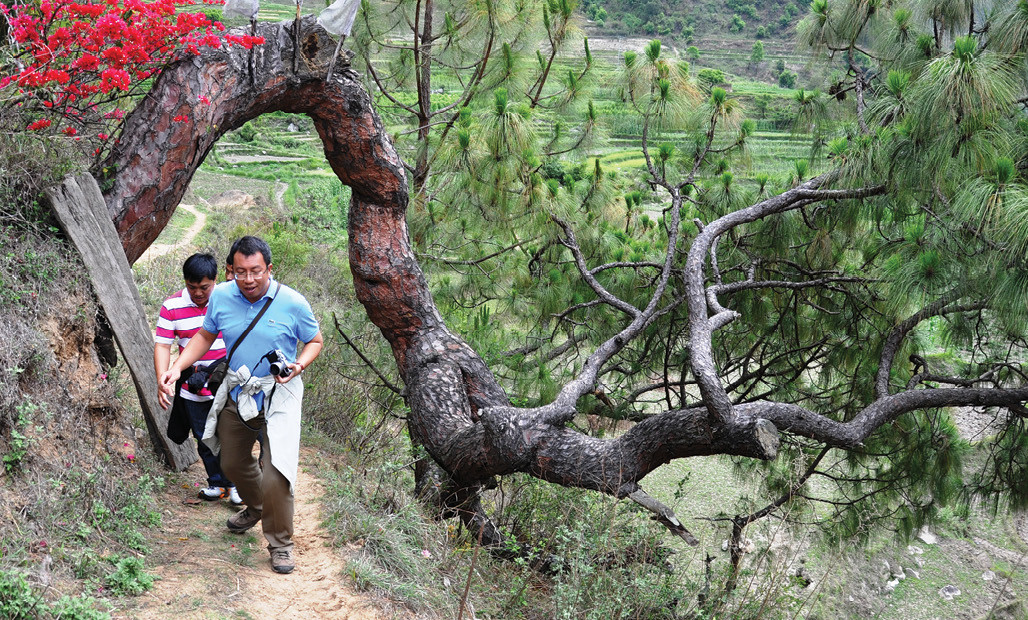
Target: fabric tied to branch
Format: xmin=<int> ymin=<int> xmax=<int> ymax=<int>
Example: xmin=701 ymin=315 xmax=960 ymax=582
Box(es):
xmin=223 ymin=0 xmax=259 ymax=19
xmin=318 ymin=0 xmax=362 ymax=36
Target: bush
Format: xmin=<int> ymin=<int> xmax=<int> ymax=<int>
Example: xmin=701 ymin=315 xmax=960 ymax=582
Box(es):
xmin=697 ymin=68 xmax=727 ymax=88
xmin=779 ymin=69 xmax=798 ymax=88
xmin=751 ymin=41 xmax=765 ymax=63
xmin=730 ymin=14 xmax=746 ymax=32
xmin=104 ymin=557 xmax=155 ymax=596
xmin=0 ymin=572 xmax=38 ymax=619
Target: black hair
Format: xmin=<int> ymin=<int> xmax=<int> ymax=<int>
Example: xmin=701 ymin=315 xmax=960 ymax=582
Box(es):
xmin=227 ymin=235 xmax=272 ymax=267
xmin=182 ymin=253 xmax=218 ymax=282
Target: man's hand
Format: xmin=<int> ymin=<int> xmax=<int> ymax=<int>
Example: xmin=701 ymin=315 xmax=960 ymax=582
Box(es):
xmin=158 ymin=386 xmax=171 ymax=409
xmin=275 ymin=362 xmax=302 ymax=384
xmin=160 ymin=369 xmax=181 ymax=400
xmin=154 ymin=342 xmax=172 ymax=409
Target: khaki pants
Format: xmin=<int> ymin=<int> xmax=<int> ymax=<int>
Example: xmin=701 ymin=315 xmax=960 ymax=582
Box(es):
xmin=217 ymin=398 xmax=294 ymax=550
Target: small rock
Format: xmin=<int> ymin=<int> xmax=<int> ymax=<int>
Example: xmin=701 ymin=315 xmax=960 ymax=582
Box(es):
xmin=983 ymin=570 xmax=996 ymax=582
xmin=914 ymin=556 xmax=925 ymax=568
xmin=287 ymin=122 xmax=298 ymax=132
xmin=721 ymin=539 xmax=729 ymax=552
xmin=885 ymin=578 xmax=900 ymax=592
xmin=907 ymin=568 xmax=920 ymax=579
xmin=918 ymin=528 xmax=939 ymax=545
xmin=939 ymin=585 xmax=960 ymax=600
xmin=892 ymin=566 xmax=906 ymax=581
xmin=907 ymin=545 xmax=924 ymax=555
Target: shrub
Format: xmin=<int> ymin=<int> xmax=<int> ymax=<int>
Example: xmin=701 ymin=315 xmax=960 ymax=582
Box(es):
xmin=104 ymin=557 xmax=155 ymax=596
xmin=697 ymin=68 xmax=727 ymax=88
xmin=751 ymin=41 xmax=765 ymax=63
xmin=779 ymin=69 xmax=798 ymax=88
xmin=730 ymin=14 xmax=746 ymax=32
xmin=0 ymin=572 xmax=38 ymax=619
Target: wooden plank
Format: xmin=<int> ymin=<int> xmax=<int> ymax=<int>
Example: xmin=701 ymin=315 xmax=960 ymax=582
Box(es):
xmin=45 ymin=173 xmax=198 ymax=471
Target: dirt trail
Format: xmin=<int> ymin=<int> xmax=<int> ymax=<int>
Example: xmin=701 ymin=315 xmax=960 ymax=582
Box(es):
xmin=118 ymin=449 xmax=387 ymax=619
xmin=137 ymin=203 xmax=206 ymax=262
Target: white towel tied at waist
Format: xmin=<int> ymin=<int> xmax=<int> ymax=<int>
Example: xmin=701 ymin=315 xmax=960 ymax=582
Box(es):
xmin=202 ymin=365 xmax=304 ymax=491
xmin=233 ymin=365 xmax=277 ymax=422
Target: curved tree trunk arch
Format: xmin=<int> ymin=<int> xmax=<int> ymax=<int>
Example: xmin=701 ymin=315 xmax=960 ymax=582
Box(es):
xmin=102 ymin=18 xmax=1028 ymax=545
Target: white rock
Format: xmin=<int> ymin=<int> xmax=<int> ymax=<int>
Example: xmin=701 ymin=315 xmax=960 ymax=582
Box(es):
xmin=907 ymin=545 xmax=924 ymax=555
xmin=893 ymin=566 xmax=906 ymax=581
xmin=885 ymin=578 xmax=900 ymax=592
xmin=983 ymin=570 xmax=996 ymax=582
xmin=939 ymin=585 xmax=960 ymax=600
xmin=721 ymin=539 xmax=729 ymax=552
xmin=908 ymin=568 xmax=920 ymax=579
xmin=918 ymin=528 xmax=939 ymax=545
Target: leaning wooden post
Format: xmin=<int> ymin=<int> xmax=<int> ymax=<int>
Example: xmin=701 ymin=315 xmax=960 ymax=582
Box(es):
xmin=45 ymin=173 xmax=198 ymax=471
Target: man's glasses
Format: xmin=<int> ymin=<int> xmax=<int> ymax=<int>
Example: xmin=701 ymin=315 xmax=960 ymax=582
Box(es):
xmin=231 ymin=268 xmax=267 ymax=281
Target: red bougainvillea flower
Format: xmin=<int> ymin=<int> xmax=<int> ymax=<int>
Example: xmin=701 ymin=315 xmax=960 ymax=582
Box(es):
xmin=0 ymin=0 xmax=262 ymax=145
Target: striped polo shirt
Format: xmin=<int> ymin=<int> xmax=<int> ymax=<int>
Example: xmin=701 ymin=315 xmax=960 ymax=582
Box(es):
xmin=155 ymin=288 xmax=227 ymax=402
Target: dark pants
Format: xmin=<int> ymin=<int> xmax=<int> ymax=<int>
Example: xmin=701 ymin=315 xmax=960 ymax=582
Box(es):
xmin=183 ymin=399 xmax=233 ymax=488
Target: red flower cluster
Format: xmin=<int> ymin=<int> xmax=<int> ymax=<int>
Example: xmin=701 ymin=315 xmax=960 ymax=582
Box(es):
xmin=1 ymin=0 xmax=265 ymax=143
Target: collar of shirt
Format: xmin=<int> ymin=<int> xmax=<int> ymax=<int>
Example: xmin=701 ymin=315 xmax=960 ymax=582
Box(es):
xmin=227 ymin=276 xmax=277 ymax=304
xmin=178 ymin=287 xmax=201 ymax=308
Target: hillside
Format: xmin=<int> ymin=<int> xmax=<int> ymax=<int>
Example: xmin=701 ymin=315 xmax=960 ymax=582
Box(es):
xmin=583 ymin=0 xmax=809 ymax=43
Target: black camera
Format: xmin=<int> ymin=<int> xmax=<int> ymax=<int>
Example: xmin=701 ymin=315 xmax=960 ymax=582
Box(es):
xmin=184 ymin=368 xmax=207 ymax=392
xmin=266 ymin=349 xmax=292 ymax=378
xmin=185 ymin=366 xmax=211 ymax=392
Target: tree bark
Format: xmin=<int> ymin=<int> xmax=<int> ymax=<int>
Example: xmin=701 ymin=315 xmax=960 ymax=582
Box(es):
xmin=100 ymin=19 xmax=1028 ymax=539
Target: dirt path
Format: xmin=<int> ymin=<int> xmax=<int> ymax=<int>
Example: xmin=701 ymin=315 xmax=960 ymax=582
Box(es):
xmin=137 ymin=203 xmax=206 ymax=262
xmin=117 ymin=450 xmax=387 ymax=619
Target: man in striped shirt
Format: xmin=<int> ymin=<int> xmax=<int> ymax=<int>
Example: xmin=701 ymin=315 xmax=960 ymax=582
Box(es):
xmin=153 ymin=253 xmax=241 ymax=505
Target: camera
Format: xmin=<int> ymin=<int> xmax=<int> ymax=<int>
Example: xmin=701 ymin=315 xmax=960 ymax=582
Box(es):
xmin=266 ymin=349 xmax=292 ymax=378
xmin=184 ymin=358 xmax=227 ymax=393
xmin=185 ymin=367 xmax=210 ymax=392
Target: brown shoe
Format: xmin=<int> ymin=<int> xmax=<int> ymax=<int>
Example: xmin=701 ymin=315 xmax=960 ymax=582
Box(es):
xmin=270 ymin=547 xmax=294 ymax=574
xmin=226 ymin=507 xmax=261 ymax=533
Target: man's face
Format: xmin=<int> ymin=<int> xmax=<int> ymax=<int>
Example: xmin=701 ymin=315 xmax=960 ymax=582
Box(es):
xmin=185 ymin=277 xmax=216 ymax=307
xmin=231 ymin=252 xmax=272 ymax=303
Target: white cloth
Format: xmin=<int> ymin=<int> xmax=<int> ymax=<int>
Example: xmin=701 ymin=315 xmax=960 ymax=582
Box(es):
xmin=223 ymin=0 xmax=259 ymax=19
xmin=202 ymin=365 xmax=304 ymax=490
xmin=318 ymin=0 xmax=362 ymax=36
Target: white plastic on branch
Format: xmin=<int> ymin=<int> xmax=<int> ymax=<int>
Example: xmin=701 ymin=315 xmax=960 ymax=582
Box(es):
xmin=223 ymin=0 xmax=259 ymax=19
xmin=318 ymin=0 xmax=362 ymax=36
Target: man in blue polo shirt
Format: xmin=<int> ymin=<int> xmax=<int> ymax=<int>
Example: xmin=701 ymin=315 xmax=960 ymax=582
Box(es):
xmin=160 ymin=236 xmax=323 ymax=575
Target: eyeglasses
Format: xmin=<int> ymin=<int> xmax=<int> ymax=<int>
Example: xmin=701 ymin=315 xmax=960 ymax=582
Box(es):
xmin=231 ymin=268 xmax=267 ymax=281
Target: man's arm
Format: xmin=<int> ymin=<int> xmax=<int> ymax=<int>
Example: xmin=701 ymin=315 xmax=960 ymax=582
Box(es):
xmin=154 ymin=343 xmax=173 ymax=409
xmin=159 ymin=328 xmax=217 ymax=395
xmin=278 ymin=330 xmax=324 ymax=384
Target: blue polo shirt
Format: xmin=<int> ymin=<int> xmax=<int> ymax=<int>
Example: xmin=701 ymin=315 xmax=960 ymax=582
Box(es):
xmin=203 ymin=279 xmax=320 ymax=409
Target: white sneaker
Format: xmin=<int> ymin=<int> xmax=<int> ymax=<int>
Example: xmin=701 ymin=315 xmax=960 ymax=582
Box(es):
xmin=199 ymin=486 xmax=227 ymax=501
xmin=228 ymin=487 xmax=243 ymax=506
